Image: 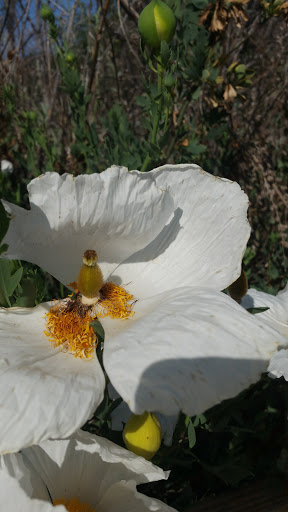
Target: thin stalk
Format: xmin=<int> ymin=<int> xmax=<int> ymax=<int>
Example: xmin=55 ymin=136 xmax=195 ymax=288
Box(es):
xmin=165 ymin=99 xmax=189 ymax=160
xmin=151 ymin=60 xmax=164 ymax=144
xmin=140 ymin=58 xmax=164 ymax=172
xmin=163 ymin=105 xmax=169 ymax=133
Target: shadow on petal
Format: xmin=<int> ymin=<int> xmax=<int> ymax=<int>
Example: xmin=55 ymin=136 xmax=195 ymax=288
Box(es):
xmin=132 ymin=356 xmax=269 ymax=417
xmin=122 ymin=207 xmax=183 ymax=265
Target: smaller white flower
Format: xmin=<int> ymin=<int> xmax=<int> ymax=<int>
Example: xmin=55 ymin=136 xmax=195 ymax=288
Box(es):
xmin=0 ymin=430 xmax=177 ymax=512
xmin=1 ymin=160 xmax=13 ymax=174
xmin=241 ymin=284 xmax=288 ymax=379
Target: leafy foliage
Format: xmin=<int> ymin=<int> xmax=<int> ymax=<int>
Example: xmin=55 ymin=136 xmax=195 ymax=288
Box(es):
xmin=0 ymin=0 xmax=288 ymax=509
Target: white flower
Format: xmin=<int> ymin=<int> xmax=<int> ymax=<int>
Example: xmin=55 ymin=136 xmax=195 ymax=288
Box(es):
xmin=241 ymin=283 xmax=288 ymax=379
xmin=0 ymin=429 xmax=176 ymax=511
xmin=1 ymin=160 xmax=13 ymax=174
xmin=1 ymin=164 xmax=286 ymax=453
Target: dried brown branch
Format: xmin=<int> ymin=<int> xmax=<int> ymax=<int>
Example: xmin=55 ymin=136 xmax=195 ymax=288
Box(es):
xmin=87 ymin=0 xmax=111 ymax=97
xmin=119 ymin=0 xmax=139 ymax=23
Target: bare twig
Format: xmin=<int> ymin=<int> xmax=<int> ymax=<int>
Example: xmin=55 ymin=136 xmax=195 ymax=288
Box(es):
xmin=66 ymin=0 xmax=79 ymax=44
xmin=86 ymin=0 xmax=111 ymax=96
xmin=49 ymin=0 xmax=68 ymax=16
xmin=116 ymin=0 xmax=142 ymax=67
xmin=119 ymin=0 xmax=139 ymax=23
xmin=104 ymin=18 xmax=121 ymax=101
xmin=16 ymin=0 xmax=32 ymax=54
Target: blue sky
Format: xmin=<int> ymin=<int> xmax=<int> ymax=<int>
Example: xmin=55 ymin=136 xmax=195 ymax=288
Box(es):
xmin=1 ymin=0 xmax=99 ymax=56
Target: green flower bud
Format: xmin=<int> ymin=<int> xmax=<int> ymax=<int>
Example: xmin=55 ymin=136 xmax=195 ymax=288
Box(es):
xmin=65 ymin=52 xmax=76 ymax=64
xmin=138 ymin=0 xmax=176 ymax=50
xmin=164 ymin=72 xmax=176 ymax=89
xmin=40 ymin=4 xmax=55 ymax=23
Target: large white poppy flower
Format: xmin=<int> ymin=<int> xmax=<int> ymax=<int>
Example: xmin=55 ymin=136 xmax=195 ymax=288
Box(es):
xmin=241 ymin=284 xmax=288 ymax=379
xmin=1 ymin=164 xmax=286 ymax=454
xmin=0 ymin=429 xmax=176 ymax=512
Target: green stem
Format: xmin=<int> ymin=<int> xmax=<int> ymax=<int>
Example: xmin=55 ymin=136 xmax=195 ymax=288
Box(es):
xmin=163 ymin=106 xmax=169 ymax=133
xmin=151 ymin=60 xmax=163 ymax=144
xmin=141 ymin=154 xmax=151 ymax=173
xmin=140 ymin=58 xmax=164 ymax=172
xmin=165 ymin=99 xmax=189 ymax=160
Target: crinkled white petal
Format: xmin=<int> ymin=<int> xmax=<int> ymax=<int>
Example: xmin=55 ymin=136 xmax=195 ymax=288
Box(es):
xmin=241 ymin=283 xmax=288 ymax=338
xmin=98 ymin=479 xmax=177 ymax=511
xmin=23 ymin=430 xmax=169 ymax=508
xmin=0 ymin=452 xmax=62 ymax=512
xmin=0 ymin=303 xmax=105 ymax=454
xmin=157 ymin=413 xmax=179 ymax=447
xmin=0 ymin=433 xmax=174 ymax=512
xmin=0 ymin=472 xmax=60 ymax=512
xmin=0 ymin=452 xmax=49 ymax=502
xmin=102 ymin=287 xmax=285 ymax=416
xmin=116 ymin=165 xmax=250 ymax=298
xmin=2 ymin=167 xmax=173 ymax=285
xmin=111 ymin=400 xmax=132 ymax=430
xmin=268 ymin=349 xmax=288 ymax=380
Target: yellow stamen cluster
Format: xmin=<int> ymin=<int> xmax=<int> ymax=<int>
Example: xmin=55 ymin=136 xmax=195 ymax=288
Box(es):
xmin=97 ymin=281 xmax=135 ymax=320
xmin=44 ymin=250 xmax=136 ymax=358
xmin=54 ymin=497 xmax=97 ymax=512
xmin=44 ymin=298 xmax=98 ymax=359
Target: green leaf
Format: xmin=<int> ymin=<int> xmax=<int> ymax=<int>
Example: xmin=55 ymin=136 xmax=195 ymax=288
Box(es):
xmin=192 ymin=0 xmax=209 ymax=9
xmin=94 ymin=395 xmax=122 ymax=423
xmin=193 ymin=414 xmax=207 ymax=427
xmin=235 ymin=64 xmax=246 ymax=74
xmin=187 ymin=420 xmax=196 ymax=449
xmin=192 ymin=87 xmax=201 ymax=100
xmin=90 ymin=320 xmax=105 ymax=341
xmin=13 ymin=279 xmax=37 ymax=307
xmin=185 ymin=142 xmax=206 ymax=156
xmin=247 ymin=307 xmax=270 ymax=315
xmin=160 ymin=40 xmax=170 ymax=68
xmin=148 ymin=58 xmax=157 ymax=73
xmin=159 ymin=130 xmax=170 ymax=149
xmin=0 ymin=259 xmax=23 ymax=306
xmin=201 ymin=69 xmax=210 ymax=80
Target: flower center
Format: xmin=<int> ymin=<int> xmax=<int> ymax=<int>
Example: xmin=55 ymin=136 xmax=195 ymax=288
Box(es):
xmin=54 ymin=497 xmax=97 ymax=512
xmin=97 ymin=281 xmax=135 ymax=320
xmin=44 ymin=250 xmax=135 ymax=358
xmin=44 ymin=296 xmax=98 ymax=359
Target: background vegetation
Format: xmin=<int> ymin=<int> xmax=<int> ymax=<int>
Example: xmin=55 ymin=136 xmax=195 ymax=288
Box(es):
xmin=0 ymin=0 xmax=288 ymax=509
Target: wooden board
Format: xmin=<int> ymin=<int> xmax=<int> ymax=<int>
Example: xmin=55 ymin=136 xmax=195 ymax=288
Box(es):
xmin=187 ymin=478 xmax=288 ymax=512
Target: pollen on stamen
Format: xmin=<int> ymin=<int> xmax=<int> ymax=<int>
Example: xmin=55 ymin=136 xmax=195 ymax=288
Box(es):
xmin=97 ymin=281 xmax=135 ymax=320
xmin=54 ymin=497 xmax=97 ymax=512
xmin=44 ymin=297 xmax=98 ymax=359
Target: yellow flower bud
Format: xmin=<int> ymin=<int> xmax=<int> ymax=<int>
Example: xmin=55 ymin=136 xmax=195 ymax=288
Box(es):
xmin=123 ymin=412 xmax=162 ymax=460
xmin=138 ymin=0 xmax=176 ymax=49
xmin=228 ymin=265 xmax=248 ymax=303
xmin=77 ymin=250 xmax=104 ymax=299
